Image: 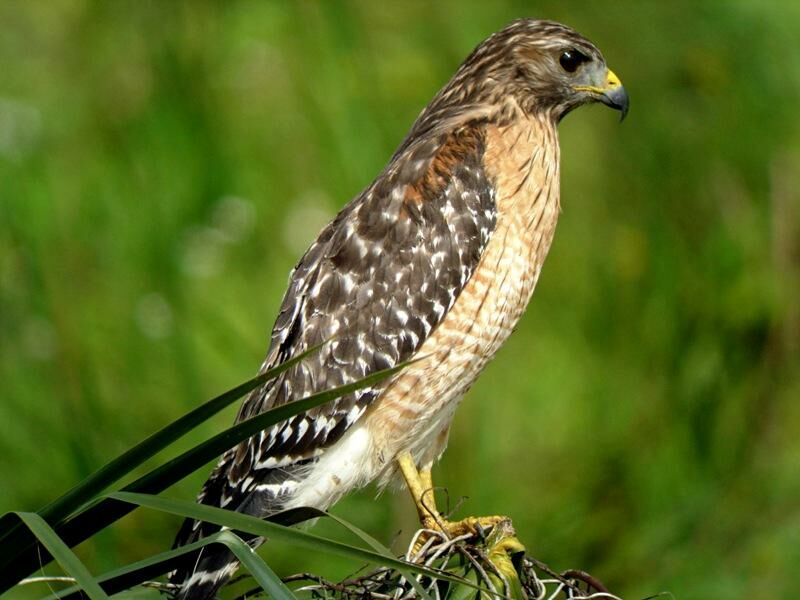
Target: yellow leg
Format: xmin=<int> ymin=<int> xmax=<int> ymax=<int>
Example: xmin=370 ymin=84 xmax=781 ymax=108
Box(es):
xmin=397 ymin=451 xmax=506 ymax=539
xmin=419 ymin=466 xmax=434 ymax=495
xmin=397 ymin=452 xmax=439 ymax=528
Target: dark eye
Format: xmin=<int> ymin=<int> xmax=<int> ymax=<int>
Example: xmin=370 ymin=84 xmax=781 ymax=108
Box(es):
xmin=559 ymin=49 xmax=589 ymax=73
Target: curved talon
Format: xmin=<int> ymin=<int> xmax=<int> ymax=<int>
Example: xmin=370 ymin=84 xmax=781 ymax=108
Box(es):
xmin=440 ymin=515 xmax=507 ymax=539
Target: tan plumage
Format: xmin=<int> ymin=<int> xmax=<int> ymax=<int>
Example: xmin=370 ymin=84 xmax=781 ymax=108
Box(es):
xmin=171 ymin=18 xmax=628 ymax=600
xmin=367 ymin=112 xmax=562 ymax=486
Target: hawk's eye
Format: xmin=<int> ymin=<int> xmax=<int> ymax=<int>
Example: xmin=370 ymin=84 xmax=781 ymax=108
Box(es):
xmin=559 ymin=49 xmax=588 ymax=73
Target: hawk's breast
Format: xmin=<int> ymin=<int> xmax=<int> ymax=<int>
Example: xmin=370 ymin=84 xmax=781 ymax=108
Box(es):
xmin=367 ymin=112 xmax=562 ymax=471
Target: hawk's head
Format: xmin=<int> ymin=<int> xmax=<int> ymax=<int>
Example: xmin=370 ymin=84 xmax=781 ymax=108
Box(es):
xmin=442 ymin=19 xmax=629 ymax=122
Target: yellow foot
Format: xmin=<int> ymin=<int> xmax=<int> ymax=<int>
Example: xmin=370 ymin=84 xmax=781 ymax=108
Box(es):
xmin=410 ymin=514 xmax=514 ymax=558
xmin=425 ymin=514 xmax=509 ymax=539
xmin=396 ymin=451 xmax=510 ymax=550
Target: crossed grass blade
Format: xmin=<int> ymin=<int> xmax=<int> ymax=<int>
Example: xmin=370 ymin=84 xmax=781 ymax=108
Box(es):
xmin=113 ymin=492 xmax=464 ymax=593
xmin=40 ymin=529 xmax=293 ymax=600
xmin=12 ymin=512 xmax=109 ymax=600
xmin=0 ymin=358 xmax=412 ymax=594
xmin=41 ymin=499 xmax=455 ymax=600
xmin=0 ymin=343 xmax=324 ymax=556
xmin=28 ymin=491 xmax=507 ymax=600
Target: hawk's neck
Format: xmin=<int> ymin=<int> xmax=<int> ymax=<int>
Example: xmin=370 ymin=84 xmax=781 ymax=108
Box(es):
xmin=483 ymin=110 xmax=561 ymax=275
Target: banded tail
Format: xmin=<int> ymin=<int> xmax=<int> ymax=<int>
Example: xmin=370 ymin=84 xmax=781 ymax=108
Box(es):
xmin=168 ymin=455 xmax=307 ymax=600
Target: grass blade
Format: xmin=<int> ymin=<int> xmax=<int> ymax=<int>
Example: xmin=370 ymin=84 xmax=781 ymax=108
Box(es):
xmin=42 ymin=533 xmax=225 ymax=599
xmin=266 ymin=507 xmax=433 ymax=600
xmin=45 ymin=508 xmax=431 ymax=600
xmin=49 ymin=345 xmax=324 ymax=516
xmin=323 ymin=511 xmax=434 ymax=600
xmin=110 ymin=491 xmax=469 ymax=588
xmin=0 ymin=362 xmax=409 ymax=593
xmin=13 ymin=512 xmax=109 ymax=600
xmin=42 ymin=529 xmax=293 ymax=600
xmin=216 ymin=531 xmax=294 ymax=600
xmin=0 ymin=344 xmax=324 ymax=561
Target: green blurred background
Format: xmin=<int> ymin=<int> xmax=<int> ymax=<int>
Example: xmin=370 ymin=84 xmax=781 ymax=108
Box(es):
xmin=2 ymin=1 xmax=799 ymax=598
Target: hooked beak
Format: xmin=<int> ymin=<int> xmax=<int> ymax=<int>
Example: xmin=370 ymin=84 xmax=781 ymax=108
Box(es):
xmin=575 ymin=68 xmax=630 ymax=121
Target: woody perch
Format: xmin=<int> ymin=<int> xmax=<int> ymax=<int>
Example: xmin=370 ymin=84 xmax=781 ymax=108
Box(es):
xmin=170 ymin=18 xmax=628 ymax=599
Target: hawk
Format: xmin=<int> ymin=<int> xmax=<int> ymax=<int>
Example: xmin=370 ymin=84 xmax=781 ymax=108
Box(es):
xmin=170 ymin=18 xmax=628 ymax=600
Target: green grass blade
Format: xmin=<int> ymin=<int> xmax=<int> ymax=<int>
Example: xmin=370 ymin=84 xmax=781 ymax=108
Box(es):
xmin=323 ymin=511 xmax=393 ymax=554
xmin=110 ymin=491 xmax=469 ymax=588
xmin=14 ymin=512 xmax=109 ymax=600
xmin=38 ymin=494 xmax=478 ymax=600
xmin=216 ymin=531 xmax=295 ymax=600
xmin=322 ymin=511 xmax=434 ymax=600
xmin=0 ymin=362 xmax=409 ymax=594
xmin=55 ymin=345 xmax=323 ymax=523
xmin=42 ymin=529 xmax=293 ymax=600
xmin=45 ymin=507 xmax=438 ymax=600
xmin=42 ymin=533 xmax=221 ymax=599
xmin=444 ymin=566 xmax=481 ymax=600
xmin=0 ymin=344 xmax=324 ymax=555
xmin=269 ymin=507 xmax=433 ymax=600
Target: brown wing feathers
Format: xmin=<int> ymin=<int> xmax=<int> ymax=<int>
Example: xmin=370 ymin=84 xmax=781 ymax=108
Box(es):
xmin=170 ymin=125 xmax=498 ymax=561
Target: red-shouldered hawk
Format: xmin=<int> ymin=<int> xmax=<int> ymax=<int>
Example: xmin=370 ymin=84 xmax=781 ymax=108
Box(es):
xmin=171 ymin=18 xmax=628 ymax=599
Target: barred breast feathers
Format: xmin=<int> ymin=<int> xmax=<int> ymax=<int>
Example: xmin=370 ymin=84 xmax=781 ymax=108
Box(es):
xmin=361 ymin=105 xmax=562 ymax=487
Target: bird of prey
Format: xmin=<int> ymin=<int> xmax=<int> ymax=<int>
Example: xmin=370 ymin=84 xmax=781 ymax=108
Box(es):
xmin=170 ymin=18 xmax=628 ymax=600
